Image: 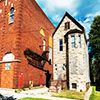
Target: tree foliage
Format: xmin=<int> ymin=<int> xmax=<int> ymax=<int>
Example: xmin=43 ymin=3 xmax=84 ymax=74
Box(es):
xmin=89 ymin=16 xmax=100 ymax=83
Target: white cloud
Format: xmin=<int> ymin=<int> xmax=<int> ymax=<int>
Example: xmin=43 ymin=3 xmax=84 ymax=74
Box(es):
xmin=36 ymin=0 xmax=80 ymax=27
xmin=72 ymin=11 xmax=78 ymax=17
xmin=86 ymin=12 xmax=100 ymax=17
xmin=36 ymin=0 xmax=100 ymax=37
xmin=36 ymin=0 xmax=79 ymax=14
xmin=84 ymin=18 xmax=90 ymax=23
xmin=47 ymin=0 xmax=79 ymax=11
xmin=52 ymin=14 xmax=62 ymax=22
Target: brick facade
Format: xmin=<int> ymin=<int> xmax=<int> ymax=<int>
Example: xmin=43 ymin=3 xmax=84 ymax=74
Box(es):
xmin=53 ymin=12 xmax=90 ymax=92
xmin=0 ymin=0 xmax=55 ymax=89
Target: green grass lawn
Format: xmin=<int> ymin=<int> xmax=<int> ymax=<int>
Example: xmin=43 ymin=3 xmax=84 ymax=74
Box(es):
xmin=20 ymin=97 xmax=50 ymax=100
xmin=52 ymin=89 xmax=85 ymax=100
xmin=89 ymin=86 xmax=100 ymax=100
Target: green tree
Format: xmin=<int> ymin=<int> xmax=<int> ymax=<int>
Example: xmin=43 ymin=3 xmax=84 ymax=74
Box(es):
xmin=89 ymin=16 xmax=100 ymax=85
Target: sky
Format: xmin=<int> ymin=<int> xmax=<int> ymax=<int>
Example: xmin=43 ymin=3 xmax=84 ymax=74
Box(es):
xmin=35 ymin=0 xmax=100 ymax=38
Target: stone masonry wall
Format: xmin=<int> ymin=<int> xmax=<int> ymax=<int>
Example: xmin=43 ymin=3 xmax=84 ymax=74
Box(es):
xmin=53 ymin=16 xmax=81 ymax=81
xmin=53 ymin=15 xmax=89 ymax=91
xmin=68 ymin=33 xmax=86 ymax=92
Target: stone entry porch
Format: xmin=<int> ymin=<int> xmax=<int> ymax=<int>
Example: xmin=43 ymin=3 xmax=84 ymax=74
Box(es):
xmin=48 ymin=80 xmax=67 ymax=93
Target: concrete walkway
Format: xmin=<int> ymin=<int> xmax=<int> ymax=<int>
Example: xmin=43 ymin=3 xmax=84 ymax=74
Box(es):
xmin=0 ymin=88 xmax=76 ymax=100
xmin=13 ymin=93 xmax=76 ymax=100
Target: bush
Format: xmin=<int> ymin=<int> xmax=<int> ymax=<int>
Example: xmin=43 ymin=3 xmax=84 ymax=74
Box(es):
xmin=15 ymin=89 xmax=23 ymax=93
xmin=0 ymin=94 xmax=17 ymax=100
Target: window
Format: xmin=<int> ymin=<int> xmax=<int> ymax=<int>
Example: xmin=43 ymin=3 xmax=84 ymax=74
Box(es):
xmin=71 ymin=35 xmax=75 ymax=48
xmin=49 ymin=47 xmax=52 ymax=64
xmin=65 ymin=22 xmax=70 ymax=30
xmin=71 ymin=58 xmax=76 ymax=74
xmin=79 ymin=57 xmax=83 ymax=75
xmin=49 ymin=36 xmax=52 ymax=48
xmin=9 ymin=7 xmax=14 ymax=24
xmin=5 ymin=63 xmax=11 ymax=70
xmin=49 ymin=36 xmax=52 ymax=64
xmin=72 ymin=83 xmax=77 ymax=89
xmin=40 ymin=28 xmax=45 ymax=36
xmin=55 ymin=68 xmax=57 ymax=70
xmin=78 ymin=35 xmax=81 ymax=48
xmin=43 ymin=40 xmax=46 ymax=51
xmin=55 ymin=64 xmax=57 ymax=66
xmin=62 ymin=67 xmax=65 ymax=70
xmin=59 ymin=39 xmax=63 ymax=51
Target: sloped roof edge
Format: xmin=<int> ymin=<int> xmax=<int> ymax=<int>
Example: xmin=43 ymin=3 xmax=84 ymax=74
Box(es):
xmin=34 ymin=0 xmax=55 ymax=29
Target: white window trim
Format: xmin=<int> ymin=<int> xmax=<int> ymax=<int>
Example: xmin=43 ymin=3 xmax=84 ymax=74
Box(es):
xmin=43 ymin=40 xmax=46 ymax=51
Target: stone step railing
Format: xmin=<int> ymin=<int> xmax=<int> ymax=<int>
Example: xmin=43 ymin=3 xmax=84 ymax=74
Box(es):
xmin=84 ymin=86 xmax=92 ymax=100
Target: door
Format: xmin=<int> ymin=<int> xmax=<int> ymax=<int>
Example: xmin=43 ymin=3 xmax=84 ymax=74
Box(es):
xmin=40 ymin=75 xmax=42 ymax=86
xmin=19 ymin=72 xmax=23 ymax=88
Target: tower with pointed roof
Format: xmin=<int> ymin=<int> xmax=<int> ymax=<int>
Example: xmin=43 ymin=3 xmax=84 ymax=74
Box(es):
xmin=53 ymin=12 xmax=90 ymax=91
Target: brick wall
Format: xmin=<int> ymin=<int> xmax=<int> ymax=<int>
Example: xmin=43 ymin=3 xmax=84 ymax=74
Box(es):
xmin=0 ymin=0 xmax=55 ymax=88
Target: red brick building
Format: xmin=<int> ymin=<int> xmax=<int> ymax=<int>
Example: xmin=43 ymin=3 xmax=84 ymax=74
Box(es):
xmin=0 ymin=0 xmax=55 ymax=89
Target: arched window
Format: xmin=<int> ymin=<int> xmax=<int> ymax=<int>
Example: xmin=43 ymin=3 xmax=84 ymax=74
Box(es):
xmin=9 ymin=7 xmax=14 ymax=24
xmin=40 ymin=28 xmax=45 ymax=36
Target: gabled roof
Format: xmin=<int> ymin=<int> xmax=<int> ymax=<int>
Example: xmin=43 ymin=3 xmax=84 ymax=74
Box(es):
xmin=52 ymin=12 xmax=85 ymax=37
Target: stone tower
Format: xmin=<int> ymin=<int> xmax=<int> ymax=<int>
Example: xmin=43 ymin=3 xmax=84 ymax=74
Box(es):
xmin=53 ymin=12 xmax=90 ymax=91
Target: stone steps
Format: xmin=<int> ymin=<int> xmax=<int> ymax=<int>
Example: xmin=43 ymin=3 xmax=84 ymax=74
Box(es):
xmin=48 ymin=86 xmax=61 ymax=93
xmin=49 ymin=80 xmax=62 ymax=93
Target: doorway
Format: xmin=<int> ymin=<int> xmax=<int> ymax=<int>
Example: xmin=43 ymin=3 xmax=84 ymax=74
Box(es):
xmin=19 ymin=72 xmax=23 ymax=88
xmin=40 ymin=75 xmax=43 ymax=86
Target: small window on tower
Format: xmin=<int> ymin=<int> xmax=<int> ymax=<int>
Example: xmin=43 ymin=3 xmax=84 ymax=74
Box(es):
xmin=9 ymin=7 xmax=14 ymax=24
xmin=65 ymin=22 xmax=70 ymax=30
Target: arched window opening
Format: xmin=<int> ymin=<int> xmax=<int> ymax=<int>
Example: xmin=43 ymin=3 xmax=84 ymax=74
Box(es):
xmin=9 ymin=7 xmax=14 ymax=24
